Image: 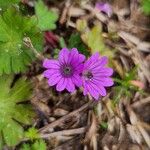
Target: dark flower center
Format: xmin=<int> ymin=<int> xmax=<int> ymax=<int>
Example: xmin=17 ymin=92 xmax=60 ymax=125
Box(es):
xmin=64 ymin=67 xmax=72 ymax=75
xmin=61 ymin=65 xmax=73 ymax=77
xmin=83 ymin=71 xmax=93 ymax=80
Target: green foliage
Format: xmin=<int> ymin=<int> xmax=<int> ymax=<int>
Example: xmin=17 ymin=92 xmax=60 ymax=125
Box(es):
xmin=76 ymin=19 xmax=114 ymax=58
xmin=0 ymin=75 xmax=35 ymax=148
xmin=0 ymin=0 xmax=20 ymax=9
xmin=141 ymin=0 xmax=150 ymax=15
xmin=25 ymin=127 xmax=40 ymax=141
xmin=21 ymin=140 xmax=46 ymax=150
xmin=100 ymin=122 xmax=108 ymax=129
xmin=68 ymin=33 xmax=90 ymax=56
xmin=0 ymin=7 xmax=43 ymax=74
xmin=113 ymin=67 xmax=140 ymax=104
xmin=59 ymin=37 xmax=66 ymax=48
xmin=35 ymin=0 xmax=58 ymax=31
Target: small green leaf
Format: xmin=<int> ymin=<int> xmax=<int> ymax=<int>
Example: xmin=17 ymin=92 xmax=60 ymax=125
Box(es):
xmin=0 ymin=75 xmax=35 ymax=147
xmin=100 ymin=122 xmax=108 ymax=129
xmin=25 ymin=127 xmax=40 ymax=141
xmin=84 ymin=25 xmax=114 ymax=57
xmin=112 ymin=67 xmax=141 ymax=104
xmin=77 ymin=20 xmax=114 ymax=58
xmin=0 ymin=0 xmax=20 ymax=9
xmin=32 ymin=140 xmax=46 ymax=150
xmin=21 ymin=143 xmax=31 ymax=150
xmin=0 ymin=7 xmax=43 ymax=74
xmin=21 ymin=140 xmax=46 ymax=150
xmin=35 ymin=0 xmax=58 ymax=31
xmin=141 ymin=0 xmax=150 ymax=15
xmin=68 ymin=33 xmax=89 ymax=56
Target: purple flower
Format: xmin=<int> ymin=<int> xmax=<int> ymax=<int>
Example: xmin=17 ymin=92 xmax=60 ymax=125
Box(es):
xmin=95 ymin=2 xmax=112 ymax=17
xmin=82 ymin=53 xmax=114 ymax=100
xmin=43 ymin=48 xmax=85 ymax=92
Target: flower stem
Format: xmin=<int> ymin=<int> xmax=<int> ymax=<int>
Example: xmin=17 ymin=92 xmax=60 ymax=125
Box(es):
xmin=23 ymin=37 xmax=45 ymax=61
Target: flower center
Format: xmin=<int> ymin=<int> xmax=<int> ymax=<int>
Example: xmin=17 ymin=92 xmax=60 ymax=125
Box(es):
xmin=83 ymin=71 xmax=93 ymax=80
xmin=61 ymin=65 xmax=73 ymax=77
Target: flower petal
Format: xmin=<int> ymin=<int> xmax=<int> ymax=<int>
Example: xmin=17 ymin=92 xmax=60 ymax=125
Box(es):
xmin=43 ymin=69 xmax=59 ymax=78
xmin=84 ymin=52 xmax=99 ymax=68
xmin=83 ymin=80 xmax=88 ymax=95
xmin=98 ymin=85 xmax=106 ymax=96
xmin=56 ymin=78 xmax=67 ymax=91
xmin=93 ymin=77 xmax=114 ymax=87
xmin=75 ymin=64 xmax=84 ymax=74
xmin=92 ymin=68 xmax=113 ymax=76
xmin=66 ymin=78 xmax=75 ymax=92
xmin=59 ymin=48 xmax=69 ymax=63
xmin=72 ymin=74 xmax=82 ymax=87
xmin=48 ymin=74 xmax=62 ymax=86
xmin=78 ymin=54 xmax=85 ymax=63
xmin=86 ymin=82 xmax=99 ymax=100
xmin=89 ymin=56 xmax=108 ymax=70
xmin=69 ymin=48 xmax=79 ymax=64
xmin=43 ymin=59 xmax=60 ymax=69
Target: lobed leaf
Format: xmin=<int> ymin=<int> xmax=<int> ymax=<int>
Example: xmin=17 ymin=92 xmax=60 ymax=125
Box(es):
xmin=0 ymin=75 xmax=35 ymax=147
xmin=35 ymin=0 xmax=58 ymax=31
xmin=0 ymin=7 xmax=43 ymax=74
xmin=0 ymin=0 xmax=20 ymax=9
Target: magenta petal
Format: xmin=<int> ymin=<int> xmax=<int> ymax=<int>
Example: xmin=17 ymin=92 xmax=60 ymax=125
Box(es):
xmin=59 ymin=48 xmax=69 ymax=63
xmin=98 ymin=56 xmax=108 ymax=66
xmin=43 ymin=69 xmax=59 ymax=78
xmin=87 ymin=83 xmax=99 ymax=100
xmin=66 ymin=78 xmax=75 ymax=92
xmin=89 ymin=56 xmax=108 ymax=70
xmin=84 ymin=52 xmax=99 ymax=68
xmin=56 ymin=78 xmax=67 ymax=91
xmin=93 ymin=77 xmax=114 ymax=87
xmin=75 ymin=64 xmax=84 ymax=73
xmin=69 ymin=48 xmax=79 ymax=64
xmin=72 ymin=74 xmax=82 ymax=87
xmin=92 ymin=68 xmax=113 ymax=76
xmin=43 ymin=59 xmax=60 ymax=69
xmin=48 ymin=74 xmax=61 ymax=86
xmin=98 ymin=85 xmax=106 ymax=96
xmin=72 ymin=75 xmax=82 ymax=87
xmin=95 ymin=2 xmax=112 ymax=17
xmin=78 ymin=54 xmax=85 ymax=62
xmin=83 ymin=81 xmax=88 ymax=95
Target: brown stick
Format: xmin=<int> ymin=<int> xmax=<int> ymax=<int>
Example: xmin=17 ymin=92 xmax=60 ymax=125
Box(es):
xmin=23 ymin=37 xmax=45 ymax=61
xmin=132 ymin=96 xmax=150 ymax=108
xmin=40 ymin=127 xmax=86 ymax=139
xmin=39 ymin=101 xmax=93 ymax=133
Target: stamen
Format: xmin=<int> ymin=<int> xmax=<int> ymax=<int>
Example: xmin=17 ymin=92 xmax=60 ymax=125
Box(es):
xmin=61 ymin=65 xmax=73 ymax=77
xmin=83 ymin=71 xmax=93 ymax=80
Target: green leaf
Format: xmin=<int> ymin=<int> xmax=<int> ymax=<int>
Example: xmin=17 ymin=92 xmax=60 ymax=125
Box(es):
xmin=141 ymin=0 xmax=150 ymax=15
xmin=21 ymin=140 xmax=46 ymax=150
xmin=0 ymin=7 xmax=43 ymax=74
xmin=68 ymin=33 xmax=90 ymax=56
xmin=32 ymin=140 xmax=46 ymax=150
xmin=0 ymin=0 xmax=20 ymax=9
xmin=100 ymin=122 xmax=108 ymax=129
xmin=82 ymin=25 xmax=114 ymax=58
xmin=76 ymin=20 xmax=114 ymax=58
xmin=35 ymin=0 xmax=58 ymax=31
xmin=25 ymin=127 xmax=40 ymax=141
xmin=0 ymin=75 xmax=35 ymax=147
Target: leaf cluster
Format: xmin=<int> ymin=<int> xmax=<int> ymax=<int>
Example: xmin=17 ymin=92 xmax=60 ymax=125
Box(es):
xmin=0 ymin=7 xmax=43 ymax=74
xmin=21 ymin=140 xmax=46 ymax=150
xmin=0 ymin=75 xmax=35 ymax=149
xmin=113 ymin=67 xmax=140 ymax=104
xmin=76 ymin=19 xmax=114 ymax=58
xmin=141 ymin=0 xmax=150 ymax=15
